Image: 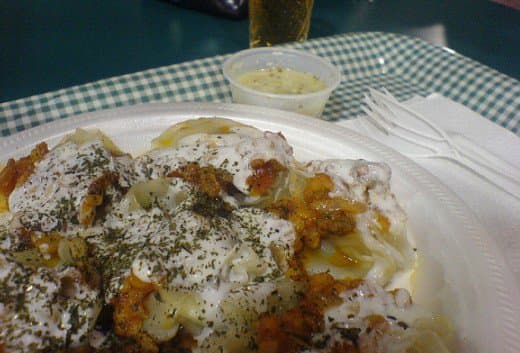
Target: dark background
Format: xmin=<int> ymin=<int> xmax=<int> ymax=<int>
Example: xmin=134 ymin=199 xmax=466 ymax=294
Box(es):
xmin=1 ymin=0 xmax=518 ymax=102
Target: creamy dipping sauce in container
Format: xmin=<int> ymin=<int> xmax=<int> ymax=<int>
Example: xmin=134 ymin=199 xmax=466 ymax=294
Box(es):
xmin=222 ymin=48 xmax=341 ymax=117
xmin=236 ymin=68 xmax=326 ymax=95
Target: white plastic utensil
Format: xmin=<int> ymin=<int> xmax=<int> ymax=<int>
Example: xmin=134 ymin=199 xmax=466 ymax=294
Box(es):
xmin=362 ymin=89 xmax=520 ymax=200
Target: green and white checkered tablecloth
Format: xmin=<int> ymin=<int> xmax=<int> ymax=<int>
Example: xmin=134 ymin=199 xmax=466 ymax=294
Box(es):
xmin=1 ymin=32 xmax=518 ymax=137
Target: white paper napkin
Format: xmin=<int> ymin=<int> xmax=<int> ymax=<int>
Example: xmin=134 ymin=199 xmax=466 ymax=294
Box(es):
xmin=338 ymin=94 xmax=520 ymax=285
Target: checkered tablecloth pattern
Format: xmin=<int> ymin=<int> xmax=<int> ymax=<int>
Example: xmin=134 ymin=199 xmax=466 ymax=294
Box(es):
xmin=1 ymin=32 xmax=518 ymax=137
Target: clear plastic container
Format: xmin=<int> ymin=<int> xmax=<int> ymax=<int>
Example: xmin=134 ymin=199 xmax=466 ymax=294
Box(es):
xmin=222 ymin=47 xmax=341 ymax=117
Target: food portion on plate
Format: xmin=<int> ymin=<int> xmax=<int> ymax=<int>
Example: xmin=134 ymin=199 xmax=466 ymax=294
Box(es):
xmin=0 ymin=118 xmax=452 ymax=353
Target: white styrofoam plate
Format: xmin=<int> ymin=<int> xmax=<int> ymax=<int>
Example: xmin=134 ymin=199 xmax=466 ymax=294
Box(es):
xmin=1 ymin=102 xmax=519 ymax=352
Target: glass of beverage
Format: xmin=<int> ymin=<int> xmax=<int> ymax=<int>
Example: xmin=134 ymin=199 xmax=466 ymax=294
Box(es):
xmin=249 ymin=0 xmax=314 ymax=48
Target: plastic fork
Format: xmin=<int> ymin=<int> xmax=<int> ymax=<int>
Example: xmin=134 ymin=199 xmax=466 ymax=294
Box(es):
xmin=362 ymin=89 xmax=520 ymax=200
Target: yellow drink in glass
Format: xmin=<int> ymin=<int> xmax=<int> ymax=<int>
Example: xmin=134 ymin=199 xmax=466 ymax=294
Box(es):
xmin=249 ymin=0 xmax=314 ymax=48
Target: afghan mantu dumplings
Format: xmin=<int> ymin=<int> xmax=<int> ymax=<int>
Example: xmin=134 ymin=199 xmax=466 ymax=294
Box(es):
xmin=0 ymin=117 xmax=451 ymax=353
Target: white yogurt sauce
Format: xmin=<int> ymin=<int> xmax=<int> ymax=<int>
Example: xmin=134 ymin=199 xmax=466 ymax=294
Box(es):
xmin=135 ymin=126 xmax=295 ymax=201
xmin=306 ymin=159 xmax=414 ymax=286
xmin=0 ymin=253 xmax=100 ymax=353
xmin=8 ymin=139 xmax=136 ymax=236
xmin=306 ymin=281 xmax=450 ymax=353
xmin=84 ymin=173 xmax=296 ymax=347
